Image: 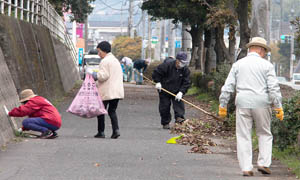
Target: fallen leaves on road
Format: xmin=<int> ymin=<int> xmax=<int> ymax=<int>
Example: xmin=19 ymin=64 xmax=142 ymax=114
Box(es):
xmin=171 ymin=118 xmax=233 ymax=154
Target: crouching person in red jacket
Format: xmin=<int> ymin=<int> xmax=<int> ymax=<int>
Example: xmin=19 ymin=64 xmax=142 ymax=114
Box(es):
xmin=8 ymin=89 xmax=62 ymax=139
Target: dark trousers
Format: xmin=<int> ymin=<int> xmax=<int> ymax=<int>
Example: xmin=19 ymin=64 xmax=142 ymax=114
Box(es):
xmin=159 ymin=92 xmax=185 ymax=125
xmin=97 ymin=99 xmax=119 ymax=133
xmin=22 ymin=117 xmax=59 ymax=133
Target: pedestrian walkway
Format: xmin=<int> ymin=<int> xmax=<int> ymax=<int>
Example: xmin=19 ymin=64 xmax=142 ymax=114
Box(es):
xmin=0 ymin=84 xmax=295 ymax=180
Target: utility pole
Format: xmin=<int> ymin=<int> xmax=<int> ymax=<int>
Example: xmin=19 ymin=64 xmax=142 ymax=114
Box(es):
xmin=160 ymin=20 xmax=166 ymax=60
xmin=280 ymin=0 xmax=283 ymax=39
xmin=128 ymin=0 xmax=134 ymax=38
xmin=168 ymin=19 xmax=175 ymax=58
xmin=147 ymin=15 xmax=152 ymax=60
xmin=290 ymin=9 xmax=295 ymax=80
xmin=84 ymin=17 xmax=88 ymax=52
xmin=154 ymin=20 xmax=161 ymax=61
xmin=181 ymin=23 xmax=191 ymax=62
xmin=290 ymin=34 xmax=294 ymax=80
xmin=141 ymin=7 xmax=146 ymax=59
xmin=72 ymin=20 xmax=77 ymax=48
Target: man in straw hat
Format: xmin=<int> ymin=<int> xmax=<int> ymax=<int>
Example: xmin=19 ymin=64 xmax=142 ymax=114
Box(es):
xmin=8 ymin=89 xmax=61 ymax=139
xmin=152 ymin=52 xmax=191 ymax=129
xmin=218 ymin=37 xmax=284 ymax=176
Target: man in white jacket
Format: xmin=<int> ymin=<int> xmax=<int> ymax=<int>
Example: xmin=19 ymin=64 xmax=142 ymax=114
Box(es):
xmin=218 ymin=37 xmax=284 ymax=176
xmin=88 ymin=41 xmax=124 ymax=139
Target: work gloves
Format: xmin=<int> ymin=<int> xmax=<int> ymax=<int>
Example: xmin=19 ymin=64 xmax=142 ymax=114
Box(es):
xmin=218 ymin=106 xmax=227 ymax=118
xmin=86 ymin=68 xmax=93 ymax=75
xmin=155 ymin=82 xmax=162 ymax=92
xmin=86 ymin=69 xmax=98 ymax=81
xmin=175 ymin=92 xmax=183 ymax=101
xmin=17 ymin=128 xmax=23 ymax=133
xmin=3 ymin=105 xmax=9 ymax=115
xmin=275 ymin=107 xmax=284 ymax=121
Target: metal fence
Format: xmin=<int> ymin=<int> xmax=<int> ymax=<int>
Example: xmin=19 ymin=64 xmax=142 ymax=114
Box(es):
xmin=0 ymin=0 xmax=77 ymax=64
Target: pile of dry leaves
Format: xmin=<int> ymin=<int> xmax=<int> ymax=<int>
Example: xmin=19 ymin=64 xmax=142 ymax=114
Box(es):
xmin=170 ymin=117 xmax=234 ymax=154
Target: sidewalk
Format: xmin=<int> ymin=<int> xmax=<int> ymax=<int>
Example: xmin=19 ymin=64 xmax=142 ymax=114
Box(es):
xmin=0 ymin=84 xmax=295 ymax=180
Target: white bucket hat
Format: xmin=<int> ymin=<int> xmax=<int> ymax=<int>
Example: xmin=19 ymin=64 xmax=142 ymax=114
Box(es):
xmin=246 ymin=37 xmax=271 ymax=52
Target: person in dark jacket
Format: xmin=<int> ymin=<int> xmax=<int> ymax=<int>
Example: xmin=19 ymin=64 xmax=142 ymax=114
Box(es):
xmin=163 ymin=56 xmax=175 ymax=63
xmin=152 ymin=52 xmax=191 ymax=129
xmin=133 ymin=59 xmax=150 ymax=85
xmin=8 ymin=89 xmax=61 ymax=139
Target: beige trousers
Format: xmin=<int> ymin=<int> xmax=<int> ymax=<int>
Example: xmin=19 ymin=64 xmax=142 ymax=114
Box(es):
xmin=236 ymin=107 xmax=273 ymax=171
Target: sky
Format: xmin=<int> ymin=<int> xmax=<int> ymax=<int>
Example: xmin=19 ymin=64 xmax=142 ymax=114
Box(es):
xmin=88 ymin=0 xmax=142 ymax=22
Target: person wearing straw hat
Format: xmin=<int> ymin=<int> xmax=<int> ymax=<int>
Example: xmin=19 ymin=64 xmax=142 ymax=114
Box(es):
xmin=8 ymin=89 xmax=61 ymax=139
xmin=152 ymin=52 xmax=191 ymax=129
xmin=218 ymin=37 xmax=284 ymax=176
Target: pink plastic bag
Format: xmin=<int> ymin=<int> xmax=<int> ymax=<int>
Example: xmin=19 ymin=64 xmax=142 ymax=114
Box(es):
xmin=67 ymin=74 xmax=107 ymax=118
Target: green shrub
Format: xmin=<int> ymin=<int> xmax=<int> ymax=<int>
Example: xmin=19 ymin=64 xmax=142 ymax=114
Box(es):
xmin=272 ymin=92 xmax=300 ymax=151
xmin=143 ymin=61 xmax=161 ymax=81
xmin=210 ymin=64 xmax=232 ymax=98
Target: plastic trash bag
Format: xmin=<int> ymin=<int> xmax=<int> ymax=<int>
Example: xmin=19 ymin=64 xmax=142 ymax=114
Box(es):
xmin=67 ymin=74 xmax=107 ymax=118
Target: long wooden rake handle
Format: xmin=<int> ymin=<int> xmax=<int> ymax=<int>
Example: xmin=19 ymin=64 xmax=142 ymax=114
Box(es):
xmin=138 ymin=72 xmax=223 ymax=121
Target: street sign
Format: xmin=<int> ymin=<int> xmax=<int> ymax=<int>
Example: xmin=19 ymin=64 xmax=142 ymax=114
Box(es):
xmin=292 ymin=54 xmax=296 ymax=61
xmin=151 ymin=36 xmax=158 ymax=44
xmin=175 ymin=41 xmax=181 ymax=48
xmin=78 ymin=48 xmax=83 ymax=65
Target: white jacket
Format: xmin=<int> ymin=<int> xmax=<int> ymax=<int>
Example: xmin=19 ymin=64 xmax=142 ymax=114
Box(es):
xmin=96 ymin=53 xmax=124 ymax=101
xmin=219 ymin=52 xmax=282 ymax=108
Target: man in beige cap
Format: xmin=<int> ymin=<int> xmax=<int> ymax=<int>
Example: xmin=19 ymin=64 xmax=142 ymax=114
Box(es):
xmin=218 ymin=37 xmax=284 ymax=176
xmin=8 ymin=89 xmax=61 ymax=139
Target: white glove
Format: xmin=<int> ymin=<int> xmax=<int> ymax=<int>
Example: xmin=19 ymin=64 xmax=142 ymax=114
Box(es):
xmin=175 ymin=92 xmax=183 ymax=101
xmin=86 ymin=68 xmax=94 ymax=75
xmin=140 ymin=73 xmax=143 ymax=77
xmin=3 ymin=105 xmax=9 ymax=115
xmin=155 ymin=82 xmax=162 ymax=92
xmin=17 ymin=128 xmax=23 ymax=133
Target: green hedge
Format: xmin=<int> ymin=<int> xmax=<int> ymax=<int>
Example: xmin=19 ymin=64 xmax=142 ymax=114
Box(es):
xmin=272 ymin=92 xmax=300 ymax=151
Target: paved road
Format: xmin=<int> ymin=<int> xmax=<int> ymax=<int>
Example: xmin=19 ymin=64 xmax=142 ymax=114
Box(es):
xmin=0 ymin=84 xmax=295 ymax=180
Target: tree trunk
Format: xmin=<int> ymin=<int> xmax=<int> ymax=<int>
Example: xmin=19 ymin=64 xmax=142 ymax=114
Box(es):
xmin=196 ymin=29 xmax=204 ymax=70
xmin=251 ymin=0 xmax=269 ymax=41
xmin=237 ymin=0 xmax=251 ymax=60
xmin=188 ymin=25 xmax=203 ymax=70
xmin=228 ymin=26 xmax=236 ymax=64
xmin=215 ymin=26 xmax=225 ymax=65
xmin=204 ymin=29 xmax=217 ymax=74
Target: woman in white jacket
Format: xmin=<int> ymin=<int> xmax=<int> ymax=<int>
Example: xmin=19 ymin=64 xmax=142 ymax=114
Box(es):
xmin=89 ymin=41 xmax=124 ymax=139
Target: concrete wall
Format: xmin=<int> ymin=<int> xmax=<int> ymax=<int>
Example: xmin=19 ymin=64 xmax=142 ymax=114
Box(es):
xmin=0 ymin=15 xmax=80 ymax=145
xmin=52 ymin=38 xmax=80 ymax=92
xmin=0 ymin=48 xmax=21 ymax=145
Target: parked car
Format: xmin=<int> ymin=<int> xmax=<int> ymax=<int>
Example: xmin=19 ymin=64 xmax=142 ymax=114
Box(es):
xmin=276 ymin=76 xmax=288 ymax=83
xmin=292 ymin=73 xmax=300 ymax=85
xmin=81 ymin=54 xmax=101 ymax=80
xmin=88 ymin=49 xmax=98 ymax=55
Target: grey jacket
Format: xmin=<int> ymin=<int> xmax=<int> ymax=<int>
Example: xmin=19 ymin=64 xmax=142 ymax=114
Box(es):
xmin=219 ymin=52 xmax=282 ymax=108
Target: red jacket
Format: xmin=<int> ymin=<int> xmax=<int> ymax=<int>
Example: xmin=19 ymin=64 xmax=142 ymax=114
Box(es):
xmin=9 ymin=96 xmax=62 ymax=128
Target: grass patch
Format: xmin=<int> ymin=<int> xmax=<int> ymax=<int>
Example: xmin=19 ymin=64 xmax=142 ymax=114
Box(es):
xmin=273 ymin=147 xmax=300 ymax=178
xmin=186 ymin=87 xmax=201 ymax=96
xmin=196 ymin=93 xmax=213 ymax=102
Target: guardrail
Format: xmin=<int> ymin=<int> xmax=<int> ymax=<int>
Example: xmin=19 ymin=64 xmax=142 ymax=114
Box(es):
xmin=0 ymin=0 xmax=77 ymax=63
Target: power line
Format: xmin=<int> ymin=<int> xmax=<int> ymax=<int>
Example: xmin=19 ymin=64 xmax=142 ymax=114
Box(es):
xmin=98 ymin=0 xmax=129 ymax=11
